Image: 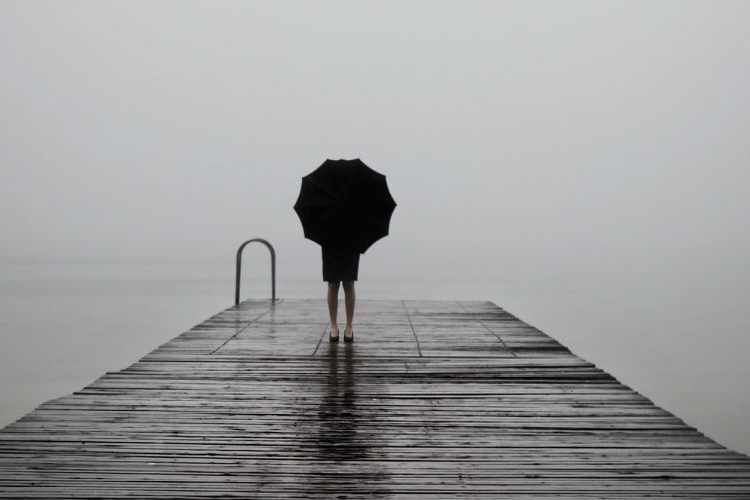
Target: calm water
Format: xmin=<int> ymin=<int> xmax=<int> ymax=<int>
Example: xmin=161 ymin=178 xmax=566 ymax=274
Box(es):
xmin=1 ymin=262 xmax=748 ymax=456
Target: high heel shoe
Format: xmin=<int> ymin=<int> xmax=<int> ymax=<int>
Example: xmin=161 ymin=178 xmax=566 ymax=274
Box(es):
xmin=329 ymin=327 xmax=339 ymax=342
xmin=344 ymin=327 xmax=353 ymax=342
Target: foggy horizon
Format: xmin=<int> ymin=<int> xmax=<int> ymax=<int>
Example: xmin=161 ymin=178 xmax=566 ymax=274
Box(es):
xmin=2 ymin=1 xmax=749 ymax=291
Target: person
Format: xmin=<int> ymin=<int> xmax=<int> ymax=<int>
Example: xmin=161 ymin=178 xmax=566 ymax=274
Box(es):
xmin=322 ymin=246 xmax=359 ymax=342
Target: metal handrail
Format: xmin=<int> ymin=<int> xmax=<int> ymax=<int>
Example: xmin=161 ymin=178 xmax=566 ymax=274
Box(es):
xmin=235 ymin=238 xmax=276 ymax=305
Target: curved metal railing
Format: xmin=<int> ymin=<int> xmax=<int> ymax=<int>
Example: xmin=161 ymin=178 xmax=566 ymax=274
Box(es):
xmin=235 ymin=238 xmax=276 ymax=305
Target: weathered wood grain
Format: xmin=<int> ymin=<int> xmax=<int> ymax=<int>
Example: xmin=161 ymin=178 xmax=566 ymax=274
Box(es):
xmin=1 ymin=298 xmax=748 ymax=498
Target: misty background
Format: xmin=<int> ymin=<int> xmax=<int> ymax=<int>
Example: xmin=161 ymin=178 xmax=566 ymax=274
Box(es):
xmin=1 ymin=1 xmax=749 ymax=455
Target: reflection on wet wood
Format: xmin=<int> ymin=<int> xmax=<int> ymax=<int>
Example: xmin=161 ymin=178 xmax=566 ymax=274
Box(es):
xmin=1 ymin=299 xmax=749 ymax=498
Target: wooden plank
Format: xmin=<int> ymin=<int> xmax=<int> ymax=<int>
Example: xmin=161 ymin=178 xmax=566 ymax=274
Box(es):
xmin=1 ymin=298 xmax=749 ymax=498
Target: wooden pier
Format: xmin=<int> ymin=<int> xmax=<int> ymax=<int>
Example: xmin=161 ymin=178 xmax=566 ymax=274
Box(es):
xmin=1 ymin=299 xmax=749 ymax=498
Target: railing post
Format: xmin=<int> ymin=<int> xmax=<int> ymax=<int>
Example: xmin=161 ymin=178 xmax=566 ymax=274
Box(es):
xmin=235 ymin=238 xmax=276 ymax=306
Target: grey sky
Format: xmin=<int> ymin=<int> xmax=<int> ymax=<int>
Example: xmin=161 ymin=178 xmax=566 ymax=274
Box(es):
xmin=1 ymin=1 xmax=749 ymax=287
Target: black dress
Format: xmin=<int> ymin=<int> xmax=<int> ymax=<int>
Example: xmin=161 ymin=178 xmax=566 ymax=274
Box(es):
xmin=322 ymin=246 xmax=360 ymax=282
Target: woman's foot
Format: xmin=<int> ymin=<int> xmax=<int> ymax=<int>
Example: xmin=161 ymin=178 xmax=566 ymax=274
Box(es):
xmin=329 ymin=325 xmax=339 ymax=341
xmin=343 ymin=325 xmax=353 ymax=341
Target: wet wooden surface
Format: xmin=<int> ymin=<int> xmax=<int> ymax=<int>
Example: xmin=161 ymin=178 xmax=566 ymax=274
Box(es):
xmin=1 ymin=298 xmax=749 ymax=498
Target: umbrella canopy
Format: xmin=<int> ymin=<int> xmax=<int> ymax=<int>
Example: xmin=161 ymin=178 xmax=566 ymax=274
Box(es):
xmin=293 ymin=158 xmax=397 ymax=254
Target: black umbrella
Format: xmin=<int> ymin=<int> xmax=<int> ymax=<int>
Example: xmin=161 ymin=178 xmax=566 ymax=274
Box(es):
xmin=293 ymin=158 xmax=397 ymax=254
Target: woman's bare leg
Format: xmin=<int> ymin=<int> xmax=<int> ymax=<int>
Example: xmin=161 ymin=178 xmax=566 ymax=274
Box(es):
xmin=342 ymin=281 xmax=355 ymax=338
xmin=327 ymin=281 xmax=340 ymax=337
